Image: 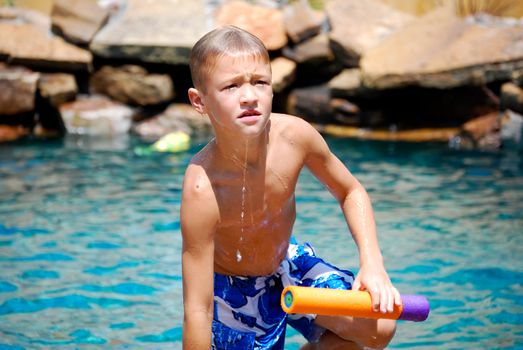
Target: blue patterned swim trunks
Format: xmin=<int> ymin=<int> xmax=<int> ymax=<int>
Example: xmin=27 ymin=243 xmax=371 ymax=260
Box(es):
xmin=212 ymin=242 xmax=355 ymax=350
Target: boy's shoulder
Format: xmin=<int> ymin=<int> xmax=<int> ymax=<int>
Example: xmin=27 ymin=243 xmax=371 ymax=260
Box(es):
xmin=182 ymin=142 xmax=215 ymax=197
xmin=271 ymin=113 xmax=320 ymax=143
xmin=271 ymin=112 xmax=315 ymax=132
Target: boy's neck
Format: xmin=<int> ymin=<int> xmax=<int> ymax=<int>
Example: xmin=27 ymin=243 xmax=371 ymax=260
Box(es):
xmin=212 ymin=127 xmax=269 ymax=172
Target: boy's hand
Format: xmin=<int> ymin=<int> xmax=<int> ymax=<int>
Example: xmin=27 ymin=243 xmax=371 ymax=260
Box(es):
xmin=352 ymin=263 xmax=402 ymax=314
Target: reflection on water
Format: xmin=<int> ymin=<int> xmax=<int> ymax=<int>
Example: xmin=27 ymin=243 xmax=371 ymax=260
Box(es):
xmin=0 ymin=137 xmax=522 ymax=349
xmin=64 ymin=134 xmax=131 ymax=151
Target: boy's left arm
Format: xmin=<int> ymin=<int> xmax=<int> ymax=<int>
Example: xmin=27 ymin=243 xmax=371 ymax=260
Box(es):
xmin=300 ymin=121 xmax=401 ymax=313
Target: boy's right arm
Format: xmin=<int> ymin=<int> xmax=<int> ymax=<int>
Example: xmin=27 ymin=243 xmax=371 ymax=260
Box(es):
xmin=181 ymin=164 xmax=218 ymax=349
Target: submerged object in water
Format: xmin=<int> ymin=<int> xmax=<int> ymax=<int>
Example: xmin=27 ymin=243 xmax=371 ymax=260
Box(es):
xmin=281 ymin=286 xmax=429 ymax=322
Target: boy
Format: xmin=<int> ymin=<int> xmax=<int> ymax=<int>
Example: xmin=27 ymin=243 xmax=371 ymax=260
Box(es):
xmin=181 ymin=25 xmax=400 ymax=350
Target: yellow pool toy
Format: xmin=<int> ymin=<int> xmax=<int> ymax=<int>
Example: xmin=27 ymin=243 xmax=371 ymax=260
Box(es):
xmin=152 ymin=131 xmax=190 ymax=153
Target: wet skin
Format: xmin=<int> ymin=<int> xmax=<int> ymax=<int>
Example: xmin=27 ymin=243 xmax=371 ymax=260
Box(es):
xmin=182 ymin=52 xmax=400 ymax=349
xmin=186 ymin=54 xmax=306 ymax=276
xmin=191 ymin=115 xmax=305 ymax=276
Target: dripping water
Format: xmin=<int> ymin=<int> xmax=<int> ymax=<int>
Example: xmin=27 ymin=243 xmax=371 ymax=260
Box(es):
xmin=236 ymin=141 xmax=248 ymax=262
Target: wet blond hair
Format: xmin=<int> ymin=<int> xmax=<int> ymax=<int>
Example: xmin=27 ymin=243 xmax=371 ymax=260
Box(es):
xmin=189 ymin=25 xmax=270 ymax=93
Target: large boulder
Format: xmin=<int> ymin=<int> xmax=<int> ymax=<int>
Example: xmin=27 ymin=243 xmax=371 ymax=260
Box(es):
xmin=133 ymin=103 xmax=212 ymax=141
xmin=326 ymin=0 xmax=414 ymax=67
xmin=38 ymin=73 xmax=78 ymax=107
xmin=90 ymin=65 xmax=174 ymax=106
xmin=51 ymin=0 xmax=110 ymax=44
xmin=0 ymin=64 xmax=39 ymax=116
xmin=0 ymin=125 xmax=29 ymax=142
xmin=283 ymin=34 xmax=333 ymax=65
xmin=90 ymin=0 xmax=208 ymax=64
xmin=451 ymin=112 xmax=501 ymax=150
xmin=215 ymin=0 xmax=287 ymax=51
xmin=36 ymin=73 xmax=78 ymax=133
xmin=361 ymin=7 xmax=523 ymax=89
xmin=501 ymin=82 xmax=523 ymax=115
xmin=328 ymin=68 xmax=371 ymax=98
xmin=501 ymin=109 xmax=523 ymax=149
xmin=271 ymin=57 xmax=296 ymax=93
xmin=283 ymin=0 xmax=325 ymax=44
xmin=0 ymin=8 xmax=92 ymax=70
xmin=59 ymin=95 xmax=134 ymax=135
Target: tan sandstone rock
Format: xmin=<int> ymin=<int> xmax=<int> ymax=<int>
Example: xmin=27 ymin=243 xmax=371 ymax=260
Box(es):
xmin=51 ymin=0 xmax=110 ymax=44
xmin=90 ymin=0 xmax=208 ymax=64
xmin=326 ymin=0 xmax=414 ymax=67
xmin=361 ymin=7 xmax=523 ymax=89
xmin=0 ymin=64 xmax=39 ymax=115
xmin=215 ymin=0 xmax=287 ymax=51
xmin=271 ymin=57 xmax=296 ymax=93
xmin=90 ymin=65 xmax=174 ymax=106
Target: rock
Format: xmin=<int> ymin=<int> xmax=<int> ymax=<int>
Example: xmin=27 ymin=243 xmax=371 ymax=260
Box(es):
xmin=215 ymin=0 xmax=287 ymax=51
xmin=328 ymin=68 xmax=370 ymax=98
xmin=37 ymin=73 xmax=77 ymax=133
xmin=501 ymin=109 xmax=523 ymax=148
xmin=283 ymin=33 xmax=333 ymax=64
xmin=59 ymin=95 xmax=134 ymax=135
xmin=133 ymin=103 xmax=212 ymax=141
xmin=283 ymin=0 xmax=325 ymax=44
xmin=0 ymin=125 xmax=29 ymax=142
xmin=97 ymin=0 xmax=125 ymax=16
xmin=501 ymin=82 xmax=523 ymax=115
xmin=0 ymin=21 xmax=92 ymax=70
xmin=90 ymin=65 xmax=174 ymax=106
xmin=271 ymin=57 xmax=296 ymax=93
xmin=457 ymin=112 xmax=501 ymax=150
xmin=51 ymin=0 xmax=110 ymax=44
xmin=287 ymin=85 xmax=332 ymax=122
xmin=90 ymin=0 xmax=208 ymax=65
xmin=513 ymin=69 xmax=523 ymax=87
xmin=0 ymin=7 xmax=50 ymax=32
xmin=38 ymin=73 xmax=78 ymax=107
xmin=316 ymin=124 xmax=458 ymax=142
xmin=0 ymin=64 xmax=39 ymax=115
xmin=361 ymin=7 xmax=523 ymax=89
xmin=326 ymin=0 xmax=414 ymax=67
xmin=287 ymin=84 xmax=360 ymax=124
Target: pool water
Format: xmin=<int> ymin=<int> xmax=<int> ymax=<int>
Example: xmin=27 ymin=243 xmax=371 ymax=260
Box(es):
xmin=0 ymin=135 xmax=522 ymax=349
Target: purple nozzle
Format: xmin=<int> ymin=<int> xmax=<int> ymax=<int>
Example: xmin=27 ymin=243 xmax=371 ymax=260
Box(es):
xmin=400 ymin=295 xmax=430 ymax=322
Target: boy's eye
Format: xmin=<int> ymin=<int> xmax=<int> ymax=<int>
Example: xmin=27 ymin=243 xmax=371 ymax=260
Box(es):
xmin=255 ymin=80 xmax=268 ymax=86
xmin=224 ymin=84 xmax=238 ymax=91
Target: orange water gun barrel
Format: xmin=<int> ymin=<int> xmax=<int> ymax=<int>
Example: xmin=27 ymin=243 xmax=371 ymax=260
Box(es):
xmin=281 ymin=286 xmax=429 ymax=322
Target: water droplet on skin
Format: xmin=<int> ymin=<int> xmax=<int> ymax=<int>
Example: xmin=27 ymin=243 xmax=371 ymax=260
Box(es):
xmin=237 ymin=142 xmax=248 ymax=263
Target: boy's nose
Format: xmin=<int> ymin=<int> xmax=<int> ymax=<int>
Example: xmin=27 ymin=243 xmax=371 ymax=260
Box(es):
xmin=240 ymin=85 xmax=258 ymax=104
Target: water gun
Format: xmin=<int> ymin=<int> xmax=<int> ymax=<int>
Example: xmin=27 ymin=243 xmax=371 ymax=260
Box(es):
xmin=281 ymin=286 xmax=429 ymax=322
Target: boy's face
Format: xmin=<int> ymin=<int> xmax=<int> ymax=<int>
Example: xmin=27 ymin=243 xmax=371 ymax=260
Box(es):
xmin=195 ymin=54 xmax=273 ymax=138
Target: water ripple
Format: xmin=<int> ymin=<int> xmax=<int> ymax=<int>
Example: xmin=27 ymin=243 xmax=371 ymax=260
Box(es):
xmin=0 ymin=138 xmax=521 ymax=349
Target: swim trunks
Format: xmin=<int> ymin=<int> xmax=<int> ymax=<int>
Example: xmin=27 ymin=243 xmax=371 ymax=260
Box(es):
xmin=212 ymin=241 xmax=355 ymax=350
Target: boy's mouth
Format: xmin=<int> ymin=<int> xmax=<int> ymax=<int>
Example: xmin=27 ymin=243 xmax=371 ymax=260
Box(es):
xmin=238 ymin=110 xmax=261 ymax=119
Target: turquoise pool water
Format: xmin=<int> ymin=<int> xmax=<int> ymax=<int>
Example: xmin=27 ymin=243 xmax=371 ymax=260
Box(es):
xmin=0 ymin=135 xmax=522 ymax=349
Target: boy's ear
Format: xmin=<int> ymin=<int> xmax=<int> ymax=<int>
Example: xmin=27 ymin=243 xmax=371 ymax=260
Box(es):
xmin=188 ymin=88 xmax=206 ymax=114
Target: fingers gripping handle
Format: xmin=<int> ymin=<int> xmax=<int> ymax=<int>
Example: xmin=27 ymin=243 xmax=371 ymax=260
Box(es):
xmin=281 ymin=286 xmax=429 ymax=322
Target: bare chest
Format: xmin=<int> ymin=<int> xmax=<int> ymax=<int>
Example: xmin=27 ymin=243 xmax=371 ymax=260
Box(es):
xmin=213 ymin=166 xmax=297 ymax=227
